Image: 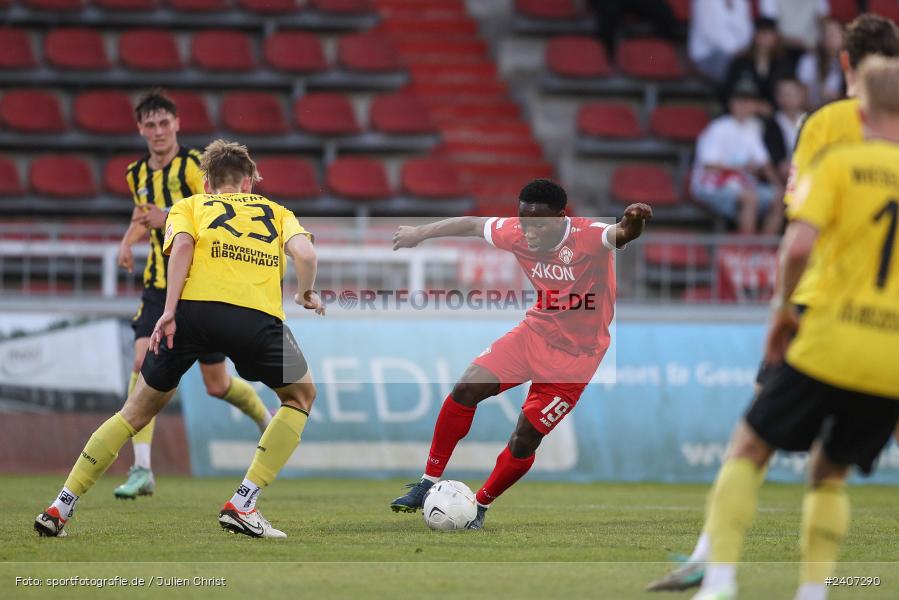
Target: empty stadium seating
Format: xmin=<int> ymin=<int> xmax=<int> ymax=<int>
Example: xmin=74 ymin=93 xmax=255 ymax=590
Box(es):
xmin=401 ymin=158 xmax=466 ymax=199
xmin=30 ymin=155 xmax=97 ymax=198
xmin=294 ymin=93 xmax=361 ymax=136
xmin=0 ymin=28 xmax=37 ymax=69
xmin=119 ymin=29 xmax=183 ymax=71
xmin=370 ymin=93 xmax=435 ymax=135
xmin=327 ymin=157 xmax=391 ymax=200
xmin=74 ymin=91 xmax=135 ymax=134
xmin=221 ymin=92 xmax=289 ymax=134
xmin=103 ymin=154 xmax=141 ymax=196
xmin=45 ymin=28 xmax=111 ymax=70
xmin=0 ymin=157 xmax=23 ymax=196
xmin=578 ymin=103 xmax=641 ymax=140
xmin=546 ymin=37 xmax=611 ymax=79
xmin=610 ymin=165 xmax=678 ymax=206
xmin=1 ymin=90 xmax=66 ymax=133
xmin=191 ymin=30 xmax=256 ymax=72
xmin=255 ymin=156 xmax=321 ymax=199
xmin=263 ymin=31 xmax=327 ymax=73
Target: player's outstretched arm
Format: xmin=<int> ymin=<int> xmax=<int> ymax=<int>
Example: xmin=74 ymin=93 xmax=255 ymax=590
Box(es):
xmin=393 ymin=216 xmax=490 ymax=250
xmin=609 ymin=203 xmax=652 ymax=248
xmin=287 ymin=234 xmax=324 ymax=315
xmin=151 ymin=232 xmax=194 ymax=354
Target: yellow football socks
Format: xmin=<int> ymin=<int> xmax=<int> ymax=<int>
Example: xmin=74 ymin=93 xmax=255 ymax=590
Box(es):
xmin=799 ymin=479 xmax=850 ymax=584
xmin=64 ymin=413 xmax=136 ymax=496
xmin=707 ymin=457 xmax=762 ymax=563
xmin=128 ymin=371 xmax=139 ymax=395
xmin=222 ymin=377 xmax=271 ymax=429
xmin=246 ymin=405 xmax=308 ymax=487
xmin=131 ymin=416 xmax=156 ymax=445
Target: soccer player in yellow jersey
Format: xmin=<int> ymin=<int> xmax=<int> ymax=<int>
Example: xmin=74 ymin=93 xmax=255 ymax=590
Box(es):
xmin=35 ymin=140 xmax=325 ymax=539
xmin=647 ymin=14 xmax=899 ymax=593
xmin=114 ymin=91 xmax=272 ymax=501
xmin=692 ymin=55 xmax=899 ymax=600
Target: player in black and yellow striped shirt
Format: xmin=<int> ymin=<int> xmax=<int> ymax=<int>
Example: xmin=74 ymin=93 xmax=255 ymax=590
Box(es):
xmin=114 ymin=91 xmax=271 ymax=500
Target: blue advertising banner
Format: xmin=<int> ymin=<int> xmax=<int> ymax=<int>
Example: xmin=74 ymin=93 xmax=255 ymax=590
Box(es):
xmin=180 ymin=318 xmax=899 ymax=484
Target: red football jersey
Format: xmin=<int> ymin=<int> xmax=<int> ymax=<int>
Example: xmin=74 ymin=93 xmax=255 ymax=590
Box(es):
xmin=484 ymin=216 xmax=616 ymax=355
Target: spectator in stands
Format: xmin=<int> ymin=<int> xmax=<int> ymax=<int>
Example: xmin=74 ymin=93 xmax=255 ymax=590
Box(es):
xmin=692 ymin=76 xmax=784 ymax=235
xmin=721 ymin=18 xmax=793 ymax=110
xmin=758 ymin=0 xmax=829 ymax=66
xmin=588 ymin=0 xmax=677 ymax=58
xmin=689 ymin=0 xmax=754 ymax=83
xmin=797 ymin=17 xmax=846 ymax=108
xmin=763 ymin=78 xmax=807 ymax=181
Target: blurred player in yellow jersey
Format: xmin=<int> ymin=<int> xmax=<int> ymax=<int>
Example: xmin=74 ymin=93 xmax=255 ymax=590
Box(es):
xmin=115 ymin=91 xmax=273 ymax=501
xmin=693 ymin=55 xmax=899 ymax=600
xmin=35 ymin=140 xmax=325 ymax=539
xmin=647 ymin=14 xmax=899 ymax=593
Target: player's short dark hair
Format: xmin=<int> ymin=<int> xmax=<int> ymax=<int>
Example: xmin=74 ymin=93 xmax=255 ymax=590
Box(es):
xmin=845 ymin=14 xmax=899 ymax=69
xmin=134 ymin=89 xmax=178 ymax=123
xmin=519 ymin=179 xmax=567 ymax=211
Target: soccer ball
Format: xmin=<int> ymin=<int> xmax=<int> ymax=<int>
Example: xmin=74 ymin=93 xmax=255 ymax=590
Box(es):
xmin=422 ymin=480 xmax=477 ymax=531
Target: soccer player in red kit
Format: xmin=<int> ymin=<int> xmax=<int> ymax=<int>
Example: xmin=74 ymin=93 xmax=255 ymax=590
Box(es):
xmin=389 ymin=179 xmax=651 ymax=528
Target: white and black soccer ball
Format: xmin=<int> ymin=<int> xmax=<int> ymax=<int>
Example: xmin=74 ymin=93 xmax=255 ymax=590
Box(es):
xmin=422 ymin=480 xmax=477 ymax=531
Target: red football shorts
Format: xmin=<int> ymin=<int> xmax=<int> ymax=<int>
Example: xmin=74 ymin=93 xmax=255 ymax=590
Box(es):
xmin=472 ymin=322 xmax=605 ymax=435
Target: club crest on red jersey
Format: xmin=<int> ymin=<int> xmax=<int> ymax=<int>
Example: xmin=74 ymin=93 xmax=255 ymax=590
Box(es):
xmin=558 ymin=246 xmax=573 ymax=264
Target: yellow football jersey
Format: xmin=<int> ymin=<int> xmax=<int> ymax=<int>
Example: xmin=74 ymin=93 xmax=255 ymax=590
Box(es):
xmin=786 ymin=98 xmax=864 ymax=306
xmin=162 ymin=193 xmax=311 ymax=321
xmin=126 ymin=147 xmax=206 ymax=289
xmin=787 ymin=141 xmax=899 ymax=399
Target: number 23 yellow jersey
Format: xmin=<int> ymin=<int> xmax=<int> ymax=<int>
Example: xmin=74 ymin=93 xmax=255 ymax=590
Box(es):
xmin=787 ymin=141 xmax=899 ymax=399
xmin=163 ymin=193 xmax=312 ymax=321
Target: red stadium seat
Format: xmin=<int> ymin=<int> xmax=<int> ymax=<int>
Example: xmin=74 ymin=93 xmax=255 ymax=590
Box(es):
xmin=326 ymin=157 xmax=391 ymax=200
xmin=667 ymin=0 xmax=690 ymax=22
xmin=30 ymin=155 xmax=97 ymax=198
xmin=170 ymin=0 xmax=228 ymax=10
xmin=617 ymin=38 xmax=684 ymax=80
xmin=401 ymin=158 xmax=466 ymax=199
xmin=74 ymin=91 xmax=135 ymax=134
xmin=577 ymin=102 xmax=641 ymax=139
xmin=338 ymin=33 xmax=400 ymax=72
xmin=0 ymin=29 xmax=37 ymax=69
xmin=95 ymin=0 xmax=158 ymax=9
xmin=650 ymin=105 xmax=710 ymax=142
xmin=120 ymin=29 xmax=182 ymax=71
xmin=221 ymin=92 xmax=288 ymax=134
xmin=546 ymin=36 xmax=612 ymax=78
xmin=829 ymin=0 xmax=859 ymax=22
xmin=515 ymin=0 xmax=581 ymax=20
xmin=1 ymin=90 xmax=67 ymax=133
xmin=165 ymin=91 xmax=214 ymax=134
xmin=104 ymin=155 xmax=142 ymax=197
xmin=611 ymin=165 xmax=678 ymax=205
xmin=870 ymin=0 xmax=899 ymax=23
xmin=191 ymin=30 xmax=255 ymax=72
xmin=0 ymin=157 xmax=23 ymax=196
xmin=309 ymin=0 xmax=372 ymax=13
xmin=294 ymin=93 xmax=361 ymax=136
xmin=25 ymin=0 xmax=83 ymax=9
xmin=45 ymin=28 xmax=111 ymax=70
xmin=255 ymin=157 xmax=320 ymax=199
xmin=263 ymin=31 xmax=327 ymax=73
xmin=238 ymin=0 xmax=300 ymax=13
xmin=370 ymin=93 xmax=434 ymax=135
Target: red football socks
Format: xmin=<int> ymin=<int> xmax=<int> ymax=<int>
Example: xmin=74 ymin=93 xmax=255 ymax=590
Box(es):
xmin=424 ymin=395 xmax=476 ymax=478
xmin=476 ymin=446 xmax=535 ymax=505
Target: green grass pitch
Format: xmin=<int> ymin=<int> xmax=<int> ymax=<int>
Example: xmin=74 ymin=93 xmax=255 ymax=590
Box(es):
xmin=1 ymin=475 xmax=897 ymax=599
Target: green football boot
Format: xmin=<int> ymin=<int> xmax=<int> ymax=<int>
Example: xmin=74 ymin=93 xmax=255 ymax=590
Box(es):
xmin=113 ymin=466 xmax=155 ymax=499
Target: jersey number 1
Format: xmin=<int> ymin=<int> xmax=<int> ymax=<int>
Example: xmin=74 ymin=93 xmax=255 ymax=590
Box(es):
xmin=874 ymin=199 xmax=897 ymax=290
xmin=204 ymin=200 xmax=278 ymax=244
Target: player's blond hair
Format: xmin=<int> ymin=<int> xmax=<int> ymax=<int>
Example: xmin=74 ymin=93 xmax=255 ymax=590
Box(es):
xmin=200 ymin=139 xmax=261 ymax=189
xmin=858 ymin=55 xmax=899 ymax=117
